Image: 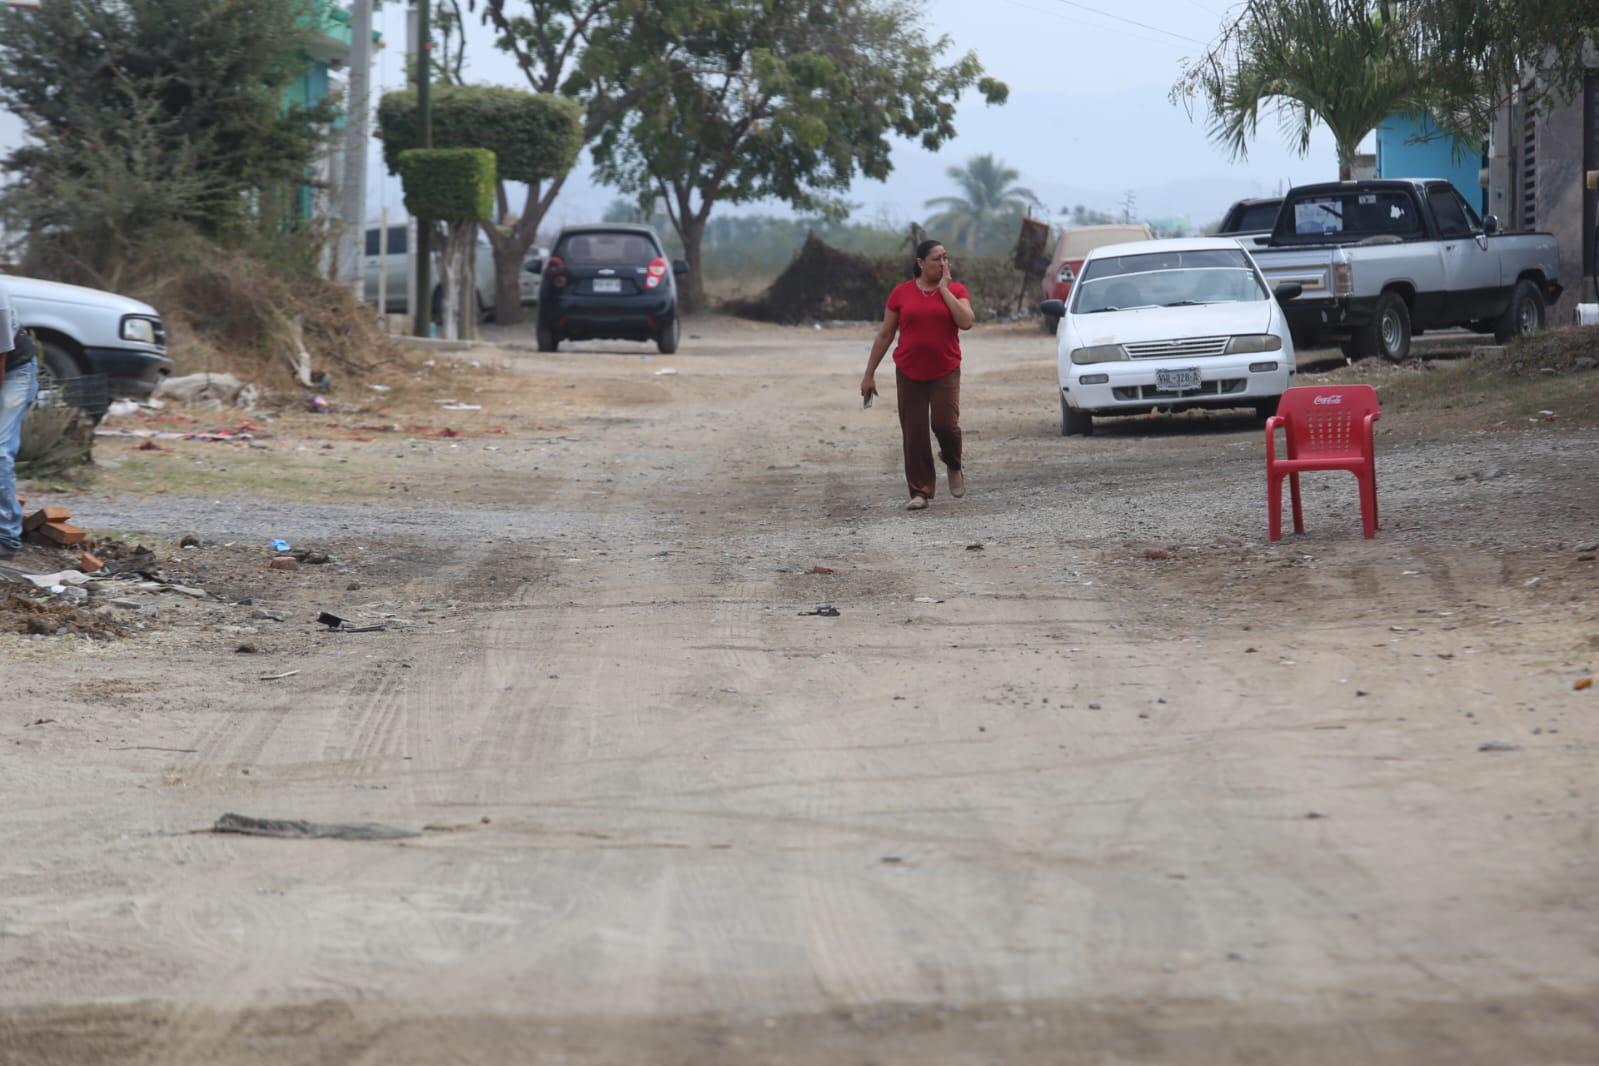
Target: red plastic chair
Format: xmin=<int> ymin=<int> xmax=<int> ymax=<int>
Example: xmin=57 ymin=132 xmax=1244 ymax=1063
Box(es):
xmin=1265 ymin=385 xmax=1381 ymax=541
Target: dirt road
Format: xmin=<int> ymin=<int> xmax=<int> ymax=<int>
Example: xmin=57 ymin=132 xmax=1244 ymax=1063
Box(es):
xmin=4 ymin=319 xmax=1598 ymax=1064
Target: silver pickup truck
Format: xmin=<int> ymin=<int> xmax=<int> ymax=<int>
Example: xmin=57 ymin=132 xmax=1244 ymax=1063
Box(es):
xmin=1250 ymin=179 xmax=1563 ymax=361
xmin=6 ymin=274 xmax=172 ymax=397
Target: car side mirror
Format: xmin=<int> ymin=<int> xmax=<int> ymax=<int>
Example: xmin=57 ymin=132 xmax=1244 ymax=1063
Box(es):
xmin=1482 ymin=214 xmax=1500 ymax=236
xmin=525 ymin=258 xmax=543 ymax=274
xmin=1038 ymin=299 xmax=1067 ymax=318
xmin=1273 ymin=282 xmax=1303 ymax=302
xmin=671 ymin=259 xmax=689 ymax=276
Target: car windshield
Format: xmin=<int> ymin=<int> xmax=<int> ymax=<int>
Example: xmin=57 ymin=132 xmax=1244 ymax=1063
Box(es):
xmin=557 ymin=232 xmax=658 ymax=266
xmin=1070 ymin=249 xmax=1267 ymax=314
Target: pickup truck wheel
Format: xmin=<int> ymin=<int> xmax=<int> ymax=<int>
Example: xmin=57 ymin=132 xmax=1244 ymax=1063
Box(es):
xmin=1061 ymin=397 xmax=1092 ymax=437
xmin=35 ymin=337 xmax=81 ymax=388
xmin=1354 ymin=291 xmax=1411 ymax=362
xmin=535 ymin=322 xmax=559 ymax=352
xmin=1493 ymin=279 xmax=1546 ymax=343
xmin=1041 ymin=313 xmax=1059 ymax=335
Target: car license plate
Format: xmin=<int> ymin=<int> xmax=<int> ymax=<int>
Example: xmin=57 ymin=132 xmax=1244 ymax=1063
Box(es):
xmin=1155 ymin=368 xmax=1202 ymax=392
xmin=593 ymin=278 xmax=622 ymax=293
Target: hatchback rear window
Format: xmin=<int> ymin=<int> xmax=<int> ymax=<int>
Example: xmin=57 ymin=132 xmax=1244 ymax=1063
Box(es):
xmin=557 ymin=232 xmax=658 ymax=265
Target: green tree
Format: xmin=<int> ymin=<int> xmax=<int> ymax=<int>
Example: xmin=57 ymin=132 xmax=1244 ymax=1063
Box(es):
xmin=397 ymin=148 xmax=497 ymax=340
xmin=1173 ymin=0 xmax=1425 ymax=181
xmin=0 ymin=0 xmax=334 ymax=282
xmin=1406 ymin=0 xmax=1599 ymax=134
xmin=476 ymin=0 xmax=692 ymax=322
xmin=923 ymin=154 xmax=1039 ymax=253
xmin=1175 ymin=0 xmax=1599 ymax=180
xmin=588 ymin=0 xmax=1007 ymax=312
xmin=378 ymin=84 xmax=582 ymax=321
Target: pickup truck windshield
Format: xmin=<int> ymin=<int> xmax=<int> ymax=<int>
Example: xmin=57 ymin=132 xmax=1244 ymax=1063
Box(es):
xmin=1277 ymin=190 xmax=1422 ymax=243
xmin=1072 ymin=249 xmax=1267 ymax=313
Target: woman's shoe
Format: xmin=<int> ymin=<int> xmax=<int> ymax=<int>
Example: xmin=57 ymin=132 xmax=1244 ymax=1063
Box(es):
xmin=949 ymin=469 xmax=965 ymax=498
xmin=905 ymin=496 xmax=929 ymax=511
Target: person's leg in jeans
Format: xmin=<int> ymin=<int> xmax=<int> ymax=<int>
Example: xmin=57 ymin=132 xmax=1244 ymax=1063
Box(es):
xmin=0 ymin=359 xmax=39 ymax=552
xmin=895 ymin=368 xmax=937 ymax=499
xmin=930 ymin=368 xmax=962 ymax=473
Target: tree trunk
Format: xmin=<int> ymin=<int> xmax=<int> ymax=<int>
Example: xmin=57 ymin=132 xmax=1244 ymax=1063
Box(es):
xmin=679 ymin=216 xmax=707 ymax=315
xmin=1337 ymin=142 xmax=1356 ymax=181
xmin=489 ymin=230 xmax=525 ymax=326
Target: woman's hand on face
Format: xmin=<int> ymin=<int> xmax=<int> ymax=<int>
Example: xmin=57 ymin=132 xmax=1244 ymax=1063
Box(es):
xmin=937 ymin=262 xmax=952 ymax=291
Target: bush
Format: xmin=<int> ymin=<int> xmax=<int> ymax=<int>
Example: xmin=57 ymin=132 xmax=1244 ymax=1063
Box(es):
xmin=397 ymin=148 xmax=496 ymax=222
xmin=378 ymin=86 xmax=581 ymax=186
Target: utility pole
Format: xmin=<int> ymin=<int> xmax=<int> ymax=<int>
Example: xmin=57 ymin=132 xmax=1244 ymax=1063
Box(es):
xmin=412 ymin=0 xmax=433 ymax=337
xmin=337 ymin=0 xmax=373 ymax=299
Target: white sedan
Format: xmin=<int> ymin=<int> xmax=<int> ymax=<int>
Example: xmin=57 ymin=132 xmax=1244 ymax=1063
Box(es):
xmin=1042 ymin=237 xmax=1302 ymax=437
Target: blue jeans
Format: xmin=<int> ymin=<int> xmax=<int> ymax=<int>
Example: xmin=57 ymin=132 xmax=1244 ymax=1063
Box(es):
xmin=0 ymin=358 xmax=39 ymax=550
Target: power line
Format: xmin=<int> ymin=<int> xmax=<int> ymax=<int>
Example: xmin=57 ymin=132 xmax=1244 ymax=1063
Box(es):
xmin=1042 ymin=0 xmax=1208 ymax=45
xmin=990 ymin=0 xmax=1197 ymax=52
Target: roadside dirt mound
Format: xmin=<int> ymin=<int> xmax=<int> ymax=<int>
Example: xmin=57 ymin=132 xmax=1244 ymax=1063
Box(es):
xmin=1499 ymin=326 xmax=1599 ymax=376
xmin=1 ymin=592 xmax=126 ymax=639
xmin=729 ymin=236 xmax=1026 ymax=324
xmin=730 ymin=235 xmax=901 ymax=324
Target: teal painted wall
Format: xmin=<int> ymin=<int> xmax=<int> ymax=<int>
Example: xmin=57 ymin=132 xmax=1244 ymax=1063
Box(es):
xmin=1375 ymin=113 xmax=1487 ymax=215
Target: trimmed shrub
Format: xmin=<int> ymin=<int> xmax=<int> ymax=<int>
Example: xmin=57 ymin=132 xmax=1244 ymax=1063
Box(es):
xmin=378 ymin=86 xmax=581 ymax=186
xmin=396 ymin=148 xmax=496 ymax=222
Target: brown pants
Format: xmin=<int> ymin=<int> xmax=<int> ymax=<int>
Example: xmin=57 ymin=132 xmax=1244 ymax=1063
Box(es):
xmin=896 ymin=367 xmax=961 ymax=499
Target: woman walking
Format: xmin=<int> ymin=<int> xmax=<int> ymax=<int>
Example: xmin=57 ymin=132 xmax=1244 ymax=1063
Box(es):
xmin=860 ymin=239 xmax=975 ymax=510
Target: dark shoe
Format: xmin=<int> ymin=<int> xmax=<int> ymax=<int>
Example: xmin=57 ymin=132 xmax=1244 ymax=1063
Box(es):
xmin=948 ymin=469 xmax=965 ymax=498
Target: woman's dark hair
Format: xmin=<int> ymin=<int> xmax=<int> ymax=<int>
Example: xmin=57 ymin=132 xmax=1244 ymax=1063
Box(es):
xmin=912 ymin=239 xmax=943 ymax=278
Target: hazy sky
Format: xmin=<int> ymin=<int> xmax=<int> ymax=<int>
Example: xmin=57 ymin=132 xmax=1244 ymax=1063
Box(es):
xmin=361 ymin=0 xmax=1341 ymax=230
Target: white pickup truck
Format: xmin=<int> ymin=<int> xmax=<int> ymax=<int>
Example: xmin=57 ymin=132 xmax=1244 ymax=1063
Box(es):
xmin=1250 ymin=179 xmax=1563 ymax=361
xmin=5 ymin=274 xmax=172 ymax=397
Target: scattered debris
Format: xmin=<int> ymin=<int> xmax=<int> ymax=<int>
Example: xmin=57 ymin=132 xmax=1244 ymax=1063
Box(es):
xmin=259 ymin=670 xmax=300 ymax=681
xmin=809 ymin=565 xmax=838 ymax=575
xmin=653 ymin=368 xmax=678 ymax=377
xmin=1478 ymin=740 xmax=1520 ymax=752
xmin=154 ymin=372 xmax=258 ymax=410
xmin=913 ymin=596 xmax=943 ymax=604
xmin=966 ymin=543 xmax=984 ymax=551
xmin=270 ymin=539 xmax=291 ymax=553
xmin=268 ymin=557 xmax=299 ymax=572
xmin=317 ymin=611 xmax=386 ymax=633
xmin=799 ymin=605 xmax=841 ymax=617
xmin=1143 ymin=548 xmax=1170 ymax=560
xmin=23 ymin=507 xmax=85 ymax=547
xmin=1575 ymin=677 xmax=1594 ymax=691
xmin=211 ymin=813 xmax=420 ymax=841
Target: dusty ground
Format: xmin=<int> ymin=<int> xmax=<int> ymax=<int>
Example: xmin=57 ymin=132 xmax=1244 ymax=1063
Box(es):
xmin=3 ymin=318 xmax=1598 ymax=1065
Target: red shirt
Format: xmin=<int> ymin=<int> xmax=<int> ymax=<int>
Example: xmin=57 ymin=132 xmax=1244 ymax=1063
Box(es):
xmin=887 ymin=279 xmax=969 ymax=381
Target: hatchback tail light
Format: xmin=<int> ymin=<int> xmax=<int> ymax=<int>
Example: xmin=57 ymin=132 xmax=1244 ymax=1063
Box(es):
xmin=645 ymin=257 xmax=668 ymax=290
xmin=548 ymin=255 xmax=567 ymax=289
xmin=1056 ymin=263 xmax=1075 ymax=284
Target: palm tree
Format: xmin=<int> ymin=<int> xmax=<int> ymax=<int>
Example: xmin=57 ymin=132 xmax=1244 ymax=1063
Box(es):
xmin=924 ymin=154 xmax=1041 ymax=251
xmin=1175 ymin=0 xmax=1433 ymax=180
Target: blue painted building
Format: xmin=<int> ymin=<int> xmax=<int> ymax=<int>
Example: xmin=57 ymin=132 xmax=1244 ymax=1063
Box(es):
xmin=1374 ymin=113 xmax=1487 ymax=215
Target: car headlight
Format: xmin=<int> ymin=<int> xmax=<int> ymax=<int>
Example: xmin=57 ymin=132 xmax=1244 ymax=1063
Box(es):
xmin=120 ymin=317 xmax=157 ymax=344
xmin=1069 ymin=344 xmax=1127 ymax=364
xmin=1226 ymin=333 xmax=1283 ymax=355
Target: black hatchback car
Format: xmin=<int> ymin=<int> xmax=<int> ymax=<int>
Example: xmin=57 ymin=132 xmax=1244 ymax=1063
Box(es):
xmin=529 ymin=225 xmax=688 ymax=353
